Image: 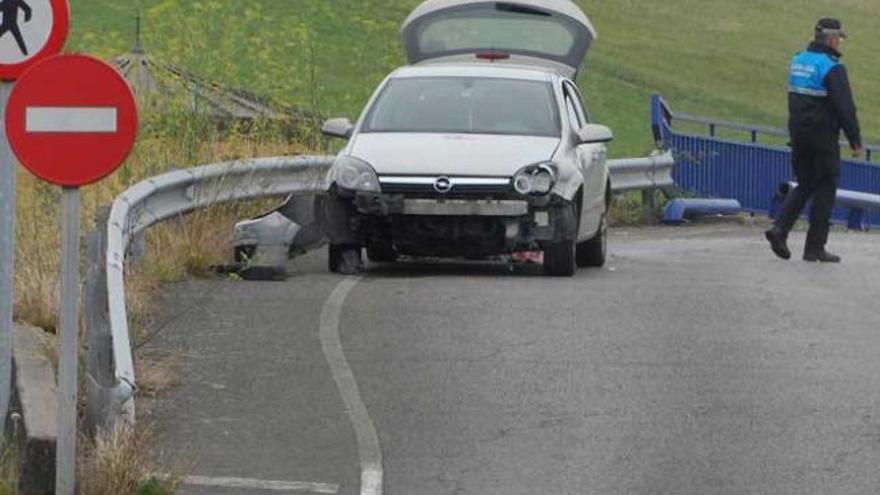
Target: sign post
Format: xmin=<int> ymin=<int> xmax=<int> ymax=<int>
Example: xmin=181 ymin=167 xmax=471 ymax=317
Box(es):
xmin=7 ymin=53 xmax=137 ymax=495
xmin=0 ymin=0 xmax=69 ymax=437
xmin=0 ymin=83 xmax=13 ymax=437
xmin=56 ymin=185 xmax=79 ymax=494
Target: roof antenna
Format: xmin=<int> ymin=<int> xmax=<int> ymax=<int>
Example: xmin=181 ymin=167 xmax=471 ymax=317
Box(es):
xmin=132 ymin=15 xmax=144 ymax=54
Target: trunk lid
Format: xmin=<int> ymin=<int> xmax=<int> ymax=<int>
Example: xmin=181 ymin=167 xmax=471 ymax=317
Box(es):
xmin=401 ymin=0 xmax=597 ymax=78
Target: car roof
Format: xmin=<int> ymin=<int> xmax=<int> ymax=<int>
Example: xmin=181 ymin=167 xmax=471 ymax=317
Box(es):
xmin=389 ymin=63 xmax=560 ymax=82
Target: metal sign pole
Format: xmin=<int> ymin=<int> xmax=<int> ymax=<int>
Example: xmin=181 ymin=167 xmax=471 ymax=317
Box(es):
xmin=56 ymin=186 xmax=80 ymax=495
xmin=0 ymin=81 xmax=15 ymax=434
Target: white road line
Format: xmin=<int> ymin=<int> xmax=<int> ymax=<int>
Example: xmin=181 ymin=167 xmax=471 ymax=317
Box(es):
xmin=320 ymin=277 xmax=383 ymax=495
xmin=26 ymin=107 xmax=118 ymax=133
xmin=180 ymin=475 xmax=339 ymax=493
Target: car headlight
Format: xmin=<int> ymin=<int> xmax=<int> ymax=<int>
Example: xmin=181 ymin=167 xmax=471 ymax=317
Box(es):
xmin=513 ymin=162 xmax=558 ymax=196
xmin=328 ymin=155 xmax=380 ymax=193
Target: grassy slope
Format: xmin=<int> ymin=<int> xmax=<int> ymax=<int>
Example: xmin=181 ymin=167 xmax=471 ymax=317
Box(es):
xmin=69 ymin=0 xmax=878 ymax=157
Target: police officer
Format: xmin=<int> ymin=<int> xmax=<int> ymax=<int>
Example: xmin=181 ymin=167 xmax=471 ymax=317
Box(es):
xmin=766 ymin=18 xmax=863 ymax=263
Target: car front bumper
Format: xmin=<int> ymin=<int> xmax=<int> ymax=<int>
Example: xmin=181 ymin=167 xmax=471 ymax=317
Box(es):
xmin=326 ymin=190 xmax=576 ymax=257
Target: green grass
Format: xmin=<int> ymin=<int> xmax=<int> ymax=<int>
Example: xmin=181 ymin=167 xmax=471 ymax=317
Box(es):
xmin=68 ymin=0 xmax=878 ymax=157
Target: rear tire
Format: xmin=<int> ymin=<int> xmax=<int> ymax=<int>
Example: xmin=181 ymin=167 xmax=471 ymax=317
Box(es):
xmin=577 ymin=213 xmax=607 ymax=268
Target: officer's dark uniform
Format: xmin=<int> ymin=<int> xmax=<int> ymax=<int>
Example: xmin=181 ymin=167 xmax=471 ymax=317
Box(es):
xmin=767 ymin=19 xmax=862 ymax=262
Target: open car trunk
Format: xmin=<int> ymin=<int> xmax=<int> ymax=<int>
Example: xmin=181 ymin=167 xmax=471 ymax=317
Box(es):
xmin=401 ymin=0 xmax=597 ymax=78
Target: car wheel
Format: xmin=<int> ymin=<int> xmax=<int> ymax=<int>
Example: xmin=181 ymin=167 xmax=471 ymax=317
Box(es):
xmin=543 ymin=236 xmax=576 ymax=276
xmin=366 ymin=243 xmax=397 ymax=263
xmin=577 ymin=213 xmax=607 ymax=268
xmin=328 ymin=244 xmax=365 ymax=274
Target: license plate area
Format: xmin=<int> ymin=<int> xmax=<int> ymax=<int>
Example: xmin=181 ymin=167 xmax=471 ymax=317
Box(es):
xmin=402 ymin=199 xmax=529 ymax=216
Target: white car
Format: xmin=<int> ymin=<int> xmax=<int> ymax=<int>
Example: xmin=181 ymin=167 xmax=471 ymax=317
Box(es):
xmin=322 ymin=0 xmax=612 ymax=276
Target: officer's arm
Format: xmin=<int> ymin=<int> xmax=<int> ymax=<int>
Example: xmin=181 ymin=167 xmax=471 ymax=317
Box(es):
xmin=825 ymin=65 xmax=862 ymax=150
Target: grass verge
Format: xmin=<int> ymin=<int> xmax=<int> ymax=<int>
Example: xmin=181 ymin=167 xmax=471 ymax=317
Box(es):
xmin=79 ymin=423 xmax=182 ymax=495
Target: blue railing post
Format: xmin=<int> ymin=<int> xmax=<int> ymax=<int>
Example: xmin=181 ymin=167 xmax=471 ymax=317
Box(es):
xmin=848 ymin=208 xmax=867 ymax=231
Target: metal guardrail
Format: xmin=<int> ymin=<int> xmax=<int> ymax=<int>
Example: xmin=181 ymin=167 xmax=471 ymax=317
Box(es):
xmin=89 ymin=150 xmax=673 ymax=428
xmin=672 ymin=112 xmax=879 ymax=163
xmin=92 ymin=155 xmax=334 ymax=427
xmin=652 ymin=94 xmax=880 ymax=228
xmin=608 ymin=150 xmax=675 ymax=193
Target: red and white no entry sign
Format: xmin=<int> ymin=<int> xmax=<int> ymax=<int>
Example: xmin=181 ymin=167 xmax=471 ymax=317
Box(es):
xmin=6 ymin=54 xmax=138 ymax=186
xmin=0 ymin=0 xmax=69 ymax=80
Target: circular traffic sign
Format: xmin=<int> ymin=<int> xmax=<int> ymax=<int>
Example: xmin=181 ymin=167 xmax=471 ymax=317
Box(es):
xmin=6 ymin=54 xmax=138 ymax=186
xmin=0 ymin=0 xmax=69 ymax=80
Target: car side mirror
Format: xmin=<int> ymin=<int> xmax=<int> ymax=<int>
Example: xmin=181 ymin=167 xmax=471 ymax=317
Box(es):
xmin=577 ymin=124 xmax=614 ymax=145
xmin=321 ymin=118 xmax=354 ymax=139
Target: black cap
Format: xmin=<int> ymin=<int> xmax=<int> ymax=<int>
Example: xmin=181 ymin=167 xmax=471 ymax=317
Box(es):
xmin=815 ymin=18 xmax=847 ymax=39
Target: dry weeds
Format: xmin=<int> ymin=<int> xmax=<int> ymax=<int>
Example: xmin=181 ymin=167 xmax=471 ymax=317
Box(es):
xmin=79 ymin=423 xmax=181 ymax=495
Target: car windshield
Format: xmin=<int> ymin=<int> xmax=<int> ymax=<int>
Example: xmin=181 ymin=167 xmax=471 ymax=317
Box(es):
xmin=363 ymin=77 xmax=561 ymax=137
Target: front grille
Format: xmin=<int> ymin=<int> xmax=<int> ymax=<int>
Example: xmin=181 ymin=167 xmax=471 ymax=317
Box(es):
xmin=379 ymin=176 xmax=512 ymax=196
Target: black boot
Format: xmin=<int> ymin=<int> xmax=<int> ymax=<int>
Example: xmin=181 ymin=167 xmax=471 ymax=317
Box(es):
xmin=765 ymin=228 xmax=791 ymax=260
xmin=803 ymin=250 xmax=841 ymax=263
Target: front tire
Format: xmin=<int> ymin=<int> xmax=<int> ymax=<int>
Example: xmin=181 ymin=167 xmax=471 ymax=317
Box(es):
xmin=328 ymin=244 xmax=364 ymax=274
xmin=366 ymin=242 xmax=397 ymax=263
xmin=544 ymin=203 xmax=579 ymax=277
xmin=577 ymin=213 xmax=607 ymax=268
xmin=543 ymin=237 xmax=576 ymax=276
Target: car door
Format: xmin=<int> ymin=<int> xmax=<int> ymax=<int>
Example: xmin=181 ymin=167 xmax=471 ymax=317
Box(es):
xmin=563 ymin=81 xmax=605 ymax=239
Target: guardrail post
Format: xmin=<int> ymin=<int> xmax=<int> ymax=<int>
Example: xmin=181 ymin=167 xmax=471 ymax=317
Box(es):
xmin=642 ymin=189 xmax=656 ymax=219
xmin=84 ymin=206 xmax=112 ymax=436
xmin=847 ymin=208 xmax=868 ymax=232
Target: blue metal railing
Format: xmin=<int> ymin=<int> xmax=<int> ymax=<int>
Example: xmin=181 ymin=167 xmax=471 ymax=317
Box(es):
xmin=651 ymin=94 xmax=880 ymax=226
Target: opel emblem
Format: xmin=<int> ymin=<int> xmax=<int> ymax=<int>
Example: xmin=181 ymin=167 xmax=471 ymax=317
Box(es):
xmin=434 ymin=176 xmax=453 ymax=193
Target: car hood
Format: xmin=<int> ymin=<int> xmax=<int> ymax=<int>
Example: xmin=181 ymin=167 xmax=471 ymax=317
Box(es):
xmin=349 ymin=133 xmax=560 ymax=176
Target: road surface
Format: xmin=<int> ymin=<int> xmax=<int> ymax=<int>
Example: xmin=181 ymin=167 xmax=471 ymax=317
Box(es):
xmin=144 ymin=223 xmax=880 ymax=495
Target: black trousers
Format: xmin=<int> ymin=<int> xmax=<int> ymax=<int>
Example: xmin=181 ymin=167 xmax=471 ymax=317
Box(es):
xmin=774 ymin=141 xmax=839 ymax=253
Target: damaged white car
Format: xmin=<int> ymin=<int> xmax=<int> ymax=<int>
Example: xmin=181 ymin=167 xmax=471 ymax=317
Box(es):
xmin=323 ymin=0 xmax=612 ymax=276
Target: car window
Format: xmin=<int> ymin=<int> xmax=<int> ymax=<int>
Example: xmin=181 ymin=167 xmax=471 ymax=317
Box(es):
xmin=564 ymin=94 xmax=582 ymax=131
xmin=364 ymin=77 xmax=561 ymax=137
xmin=416 ymin=5 xmax=579 ymax=58
xmin=563 ymin=82 xmax=590 ymax=127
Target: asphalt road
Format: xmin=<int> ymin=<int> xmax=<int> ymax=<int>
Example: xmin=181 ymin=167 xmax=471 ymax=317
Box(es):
xmin=146 ymin=223 xmax=880 ymax=495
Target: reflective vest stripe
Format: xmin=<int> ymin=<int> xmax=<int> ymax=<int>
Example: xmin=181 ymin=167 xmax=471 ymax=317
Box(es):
xmin=789 ymin=86 xmax=829 ymax=97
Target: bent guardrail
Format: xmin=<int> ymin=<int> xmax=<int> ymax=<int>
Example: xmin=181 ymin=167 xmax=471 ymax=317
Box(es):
xmin=89 ymin=155 xmax=334 ymax=428
xmin=88 ymin=149 xmax=675 ymax=429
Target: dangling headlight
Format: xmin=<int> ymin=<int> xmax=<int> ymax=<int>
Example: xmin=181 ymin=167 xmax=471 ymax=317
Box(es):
xmin=513 ymin=162 xmax=558 ymax=196
xmin=328 ymin=155 xmax=380 ymax=193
